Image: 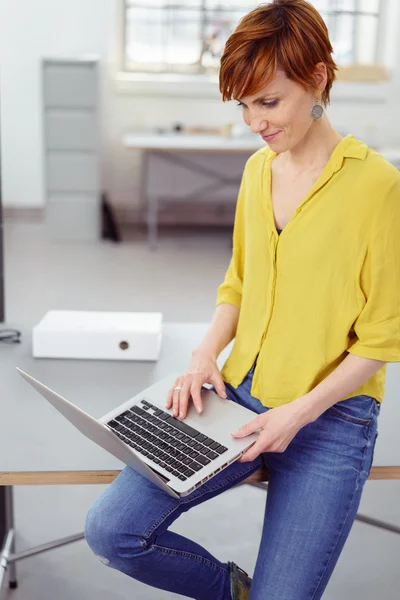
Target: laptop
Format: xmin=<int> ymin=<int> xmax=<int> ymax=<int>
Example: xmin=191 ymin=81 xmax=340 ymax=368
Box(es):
xmin=16 ymin=368 xmax=260 ymax=498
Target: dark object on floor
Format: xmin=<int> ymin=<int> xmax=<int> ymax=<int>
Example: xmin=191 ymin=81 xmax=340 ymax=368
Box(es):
xmin=0 ymin=329 xmax=21 ymax=344
xmin=101 ymin=192 xmax=121 ymax=243
xmin=229 ymin=561 xmax=252 ymax=599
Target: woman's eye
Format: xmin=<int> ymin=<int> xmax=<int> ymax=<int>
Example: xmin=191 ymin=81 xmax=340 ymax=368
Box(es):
xmin=236 ymin=100 xmax=278 ymax=108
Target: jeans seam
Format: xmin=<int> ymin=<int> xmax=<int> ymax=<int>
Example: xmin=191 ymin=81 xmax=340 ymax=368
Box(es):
xmin=327 ymin=406 xmax=373 ymax=426
xmin=143 ymin=462 xmax=260 ymax=539
xmin=308 ymin=419 xmax=373 ymax=600
xmin=149 ymin=543 xmax=229 ymax=576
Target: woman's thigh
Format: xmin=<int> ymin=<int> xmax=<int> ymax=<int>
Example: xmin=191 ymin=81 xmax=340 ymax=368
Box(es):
xmin=85 ymin=376 xmax=265 ymax=561
xmin=250 ymin=394 xmax=380 ymax=600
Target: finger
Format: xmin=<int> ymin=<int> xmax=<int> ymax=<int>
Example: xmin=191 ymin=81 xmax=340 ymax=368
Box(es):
xmin=166 ymin=377 xmax=182 ymax=409
xmin=190 ymin=374 xmax=204 ymax=414
xmin=231 ymin=414 xmax=265 ymax=438
xmin=238 ymin=440 xmax=262 ymax=463
xmin=177 ymin=378 xmax=192 ymax=420
xmin=210 ymin=373 xmax=227 ymax=399
xmin=172 ymin=379 xmax=184 ymax=417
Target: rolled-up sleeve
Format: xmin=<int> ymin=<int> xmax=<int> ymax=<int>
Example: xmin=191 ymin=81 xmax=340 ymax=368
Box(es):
xmin=349 ymin=177 xmax=400 ymax=362
xmin=216 ymin=175 xmax=246 ymax=309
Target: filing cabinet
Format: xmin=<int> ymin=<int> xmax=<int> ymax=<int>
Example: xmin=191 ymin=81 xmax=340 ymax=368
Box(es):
xmin=42 ymin=58 xmax=101 ymax=240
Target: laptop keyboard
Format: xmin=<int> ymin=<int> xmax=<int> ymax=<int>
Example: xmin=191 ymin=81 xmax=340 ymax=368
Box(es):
xmin=107 ymin=400 xmax=228 ymax=482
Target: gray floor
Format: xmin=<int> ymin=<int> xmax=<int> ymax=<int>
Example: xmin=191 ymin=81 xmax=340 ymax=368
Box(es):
xmin=3 ymin=221 xmax=400 ymax=599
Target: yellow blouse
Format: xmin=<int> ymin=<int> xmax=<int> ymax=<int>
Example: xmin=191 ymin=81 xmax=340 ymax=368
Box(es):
xmin=216 ymin=134 xmax=400 ymax=408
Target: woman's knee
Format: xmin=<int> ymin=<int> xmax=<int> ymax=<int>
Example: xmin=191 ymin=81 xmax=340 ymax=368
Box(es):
xmin=84 ymin=498 xmax=144 ymax=565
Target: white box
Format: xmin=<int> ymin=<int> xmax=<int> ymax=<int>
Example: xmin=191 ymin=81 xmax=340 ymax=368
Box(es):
xmin=32 ymin=310 xmax=163 ymax=361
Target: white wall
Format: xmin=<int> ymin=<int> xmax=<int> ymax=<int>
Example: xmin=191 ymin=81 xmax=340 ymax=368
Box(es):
xmin=1 ymin=0 xmax=400 ymax=213
xmin=0 ymin=0 xmax=115 ymax=209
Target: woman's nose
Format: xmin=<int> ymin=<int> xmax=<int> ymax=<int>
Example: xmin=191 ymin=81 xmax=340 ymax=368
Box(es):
xmin=249 ymin=116 xmax=268 ymax=134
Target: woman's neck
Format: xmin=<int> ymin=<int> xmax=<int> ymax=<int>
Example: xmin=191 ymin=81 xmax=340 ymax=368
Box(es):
xmin=281 ymin=116 xmax=343 ymax=173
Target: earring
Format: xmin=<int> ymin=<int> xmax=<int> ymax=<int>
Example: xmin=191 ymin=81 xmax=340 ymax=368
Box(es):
xmin=311 ymin=99 xmax=324 ymax=120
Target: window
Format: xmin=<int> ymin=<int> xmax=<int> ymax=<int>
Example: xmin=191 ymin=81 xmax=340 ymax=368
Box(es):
xmin=124 ymin=0 xmax=383 ymax=74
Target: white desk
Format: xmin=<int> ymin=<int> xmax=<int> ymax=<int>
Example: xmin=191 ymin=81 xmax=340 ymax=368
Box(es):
xmin=123 ymin=132 xmax=264 ymax=153
xmin=123 ymin=133 xmax=264 ymax=249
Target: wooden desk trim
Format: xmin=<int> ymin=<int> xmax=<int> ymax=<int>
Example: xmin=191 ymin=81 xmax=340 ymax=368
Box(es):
xmin=1 ymin=466 xmax=400 ymax=486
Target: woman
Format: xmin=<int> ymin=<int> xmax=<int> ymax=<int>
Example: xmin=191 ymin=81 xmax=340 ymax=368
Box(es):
xmin=85 ymin=1 xmax=400 ymax=598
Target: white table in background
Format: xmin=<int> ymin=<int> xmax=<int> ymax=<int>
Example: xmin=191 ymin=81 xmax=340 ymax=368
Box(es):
xmin=123 ymin=133 xmax=264 ymax=249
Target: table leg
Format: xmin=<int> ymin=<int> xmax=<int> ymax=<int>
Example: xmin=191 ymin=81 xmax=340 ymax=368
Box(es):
xmin=0 ymin=486 xmax=17 ymax=591
xmin=147 ymin=196 xmax=159 ymax=251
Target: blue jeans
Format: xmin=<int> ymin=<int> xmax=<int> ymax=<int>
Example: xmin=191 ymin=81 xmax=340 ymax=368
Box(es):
xmin=84 ymin=365 xmax=380 ymax=599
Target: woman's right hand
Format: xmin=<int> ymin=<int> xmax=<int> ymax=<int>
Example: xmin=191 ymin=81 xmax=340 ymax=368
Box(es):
xmin=166 ymin=349 xmax=227 ymax=420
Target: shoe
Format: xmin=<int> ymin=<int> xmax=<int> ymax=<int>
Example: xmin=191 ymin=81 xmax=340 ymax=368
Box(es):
xmin=228 ymin=561 xmax=252 ymax=600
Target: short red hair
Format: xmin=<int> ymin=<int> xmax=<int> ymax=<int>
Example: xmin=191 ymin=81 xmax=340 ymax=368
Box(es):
xmin=219 ymin=0 xmax=338 ymax=106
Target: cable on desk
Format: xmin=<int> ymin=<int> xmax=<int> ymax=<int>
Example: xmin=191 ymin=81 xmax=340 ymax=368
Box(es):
xmin=0 ymin=329 xmax=21 ymax=344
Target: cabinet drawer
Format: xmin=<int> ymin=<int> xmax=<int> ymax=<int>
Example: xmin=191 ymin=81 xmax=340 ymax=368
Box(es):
xmin=46 ymin=193 xmax=100 ymax=240
xmin=46 ymin=152 xmax=99 ymax=192
xmin=43 ymin=63 xmax=97 ymax=108
xmin=45 ymin=110 xmax=97 ymax=150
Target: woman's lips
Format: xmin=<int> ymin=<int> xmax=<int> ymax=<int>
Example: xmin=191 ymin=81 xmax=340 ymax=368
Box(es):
xmin=262 ymin=131 xmax=281 ymax=142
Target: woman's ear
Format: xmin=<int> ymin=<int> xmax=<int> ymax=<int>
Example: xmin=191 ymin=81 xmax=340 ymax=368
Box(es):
xmin=313 ymin=62 xmax=328 ymax=96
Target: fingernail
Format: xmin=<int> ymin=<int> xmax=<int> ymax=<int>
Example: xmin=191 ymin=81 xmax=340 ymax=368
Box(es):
xmin=179 ymin=413 xmax=183 ymax=419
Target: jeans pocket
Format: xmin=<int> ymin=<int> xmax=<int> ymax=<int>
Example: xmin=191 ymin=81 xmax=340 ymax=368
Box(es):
xmin=327 ymin=395 xmax=379 ymax=426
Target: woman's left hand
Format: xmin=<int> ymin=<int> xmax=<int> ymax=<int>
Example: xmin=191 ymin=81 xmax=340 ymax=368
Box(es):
xmin=232 ymin=400 xmax=311 ymax=462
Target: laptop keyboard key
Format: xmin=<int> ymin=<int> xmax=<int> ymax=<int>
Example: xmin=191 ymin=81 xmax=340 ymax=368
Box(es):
xmin=206 ymin=450 xmax=219 ymax=459
xmin=215 ymin=446 xmax=228 ymax=454
xmin=165 ymin=416 xmax=200 ymax=438
xmin=188 ymin=461 xmax=202 ymax=472
xmin=209 ymin=442 xmax=221 ymax=450
xmin=178 ymin=475 xmax=187 ymax=481
xmin=186 ymin=439 xmax=198 ymax=447
xmin=203 ymin=438 xmax=215 ymax=446
xmin=196 ymin=455 xmax=211 ymax=466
